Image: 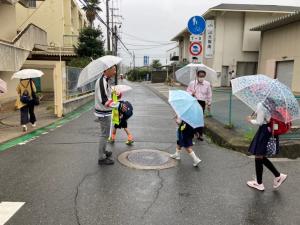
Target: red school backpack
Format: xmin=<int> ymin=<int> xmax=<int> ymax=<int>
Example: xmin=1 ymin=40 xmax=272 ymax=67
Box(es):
xmin=269 ymin=107 xmax=292 ymax=136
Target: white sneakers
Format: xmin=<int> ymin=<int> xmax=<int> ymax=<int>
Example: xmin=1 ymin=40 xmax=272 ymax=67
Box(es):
xmin=247 ymin=180 xmax=265 ymax=191
xmin=22 ymin=125 xmax=27 ymax=132
xmin=170 ymin=152 xmax=180 ymax=160
xmin=193 ymin=157 xmax=202 ymax=167
xmin=247 ymin=173 xmax=287 ymax=191
xmin=31 ymin=123 xmax=36 ymax=127
xmin=170 ymin=150 xmax=201 ymax=167
xmin=273 ymin=173 xmax=287 ymax=189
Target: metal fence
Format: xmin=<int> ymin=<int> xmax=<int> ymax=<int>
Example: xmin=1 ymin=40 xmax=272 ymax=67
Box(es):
xmin=210 ymin=88 xmax=300 ymax=140
xmin=66 ymin=66 xmax=95 ymax=99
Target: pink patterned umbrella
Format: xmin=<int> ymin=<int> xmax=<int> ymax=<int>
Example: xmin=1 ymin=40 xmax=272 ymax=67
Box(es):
xmin=0 ymin=78 xmax=7 ymax=95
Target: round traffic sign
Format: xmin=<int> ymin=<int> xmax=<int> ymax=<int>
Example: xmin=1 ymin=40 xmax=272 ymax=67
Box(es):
xmin=187 ymin=16 xmax=206 ymax=35
xmin=189 ymin=42 xmax=202 ymax=56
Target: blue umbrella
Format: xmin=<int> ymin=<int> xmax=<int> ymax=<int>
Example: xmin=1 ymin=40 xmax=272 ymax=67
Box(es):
xmin=168 ymin=90 xmax=204 ymax=128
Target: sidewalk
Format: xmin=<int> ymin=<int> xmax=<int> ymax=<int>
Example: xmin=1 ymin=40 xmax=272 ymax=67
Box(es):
xmin=0 ymin=100 xmax=58 ymax=144
xmin=145 ymin=82 xmax=300 ymax=159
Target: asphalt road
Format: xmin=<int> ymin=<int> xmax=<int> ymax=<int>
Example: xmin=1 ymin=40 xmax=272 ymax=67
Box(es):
xmin=1 ymin=81 xmax=300 ymax=225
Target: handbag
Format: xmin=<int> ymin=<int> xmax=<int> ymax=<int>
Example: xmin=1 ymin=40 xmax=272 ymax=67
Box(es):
xmin=266 ymin=126 xmax=277 ymax=156
xmin=266 ymin=137 xmax=277 ymax=156
xmin=29 ymin=79 xmax=40 ymax=106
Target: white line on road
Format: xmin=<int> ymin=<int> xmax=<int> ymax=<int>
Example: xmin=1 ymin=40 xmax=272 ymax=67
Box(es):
xmin=0 ymin=202 xmax=25 ymax=225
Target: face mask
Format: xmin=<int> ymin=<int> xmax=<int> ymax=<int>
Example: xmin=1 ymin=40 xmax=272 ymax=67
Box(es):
xmin=198 ymin=77 xmax=204 ymax=82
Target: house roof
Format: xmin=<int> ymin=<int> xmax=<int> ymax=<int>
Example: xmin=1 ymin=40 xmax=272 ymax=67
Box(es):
xmin=251 ymin=11 xmax=300 ymax=31
xmin=209 ymin=4 xmax=300 ymax=13
xmin=170 ymin=3 xmax=300 ymax=41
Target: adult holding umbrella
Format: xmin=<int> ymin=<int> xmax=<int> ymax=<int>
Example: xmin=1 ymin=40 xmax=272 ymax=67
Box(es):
xmin=12 ymin=69 xmax=43 ymax=132
xmin=77 ymin=55 xmax=122 ymax=165
xmin=231 ymin=75 xmax=300 ymax=191
xmin=186 ymin=69 xmax=213 ymax=141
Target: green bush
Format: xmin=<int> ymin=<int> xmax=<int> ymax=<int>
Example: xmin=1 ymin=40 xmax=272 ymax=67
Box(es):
xmin=244 ymin=128 xmax=255 ymax=142
xmin=126 ymin=68 xmax=151 ymax=81
xmin=67 ymin=57 xmax=91 ymax=68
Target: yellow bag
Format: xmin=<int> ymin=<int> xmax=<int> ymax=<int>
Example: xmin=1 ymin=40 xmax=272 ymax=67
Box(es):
xmin=112 ymin=90 xmax=120 ymax=125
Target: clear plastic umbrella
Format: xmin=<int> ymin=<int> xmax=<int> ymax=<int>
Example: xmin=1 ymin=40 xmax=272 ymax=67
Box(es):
xmin=231 ymin=74 xmax=300 ymax=123
xmin=77 ymin=55 xmax=122 ymax=87
xmin=11 ymin=69 xmax=44 ymax=80
xmin=0 ymin=78 xmax=7 ymax=95
xmin=175 ymin=63 xmax=217 ymax=86
xmin=111 ymin=84 xmax=132 ymax=93
xmin=168 ymin=90 xmax=204 ymax=128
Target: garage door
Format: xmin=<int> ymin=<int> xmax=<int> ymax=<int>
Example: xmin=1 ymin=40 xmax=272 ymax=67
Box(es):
xmin=236 ymin=62 xmax=257 ymax=77
xmin=276 ymin=61 xmax=294 ymax=88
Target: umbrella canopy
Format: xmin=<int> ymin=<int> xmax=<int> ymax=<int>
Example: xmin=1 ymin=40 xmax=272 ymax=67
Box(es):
xmin=112 ymin=84 xmax=132 ymax=93
xmin=168 ymin=90 xmax=204 ymax=128
xmin=0 ymin=78 xmax=7 ymax=95
xmin=77 ymin=55 xmax=122 ymax=87
xmin=12 ymin=69 xmax=44 ymax=80
xmin=231 ymin=74 xmax=300 ymax=123
xmin=175 ymin=63 xmax=217 ymax=86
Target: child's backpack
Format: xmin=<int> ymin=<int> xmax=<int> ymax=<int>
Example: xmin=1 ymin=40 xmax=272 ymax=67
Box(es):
xmin=119 ymin=101 xmax=133 ymax=120
xmin=269 ymin=107 xmax=292 ymax=136
xmin=20 ymin=90 xmax=31 ymax=104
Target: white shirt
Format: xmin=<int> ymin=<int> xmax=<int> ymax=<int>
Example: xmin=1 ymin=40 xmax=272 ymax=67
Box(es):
xmin=250 ymin=102 xmax=270 ymax=126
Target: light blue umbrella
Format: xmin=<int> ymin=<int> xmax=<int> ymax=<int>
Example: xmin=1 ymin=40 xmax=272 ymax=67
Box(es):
xmin=168 ymin=90 xmax=204 ymax=128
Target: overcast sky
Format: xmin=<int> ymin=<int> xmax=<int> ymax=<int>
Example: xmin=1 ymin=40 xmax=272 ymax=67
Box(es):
xmin=93 ymin=0 xmax=300 ymax=67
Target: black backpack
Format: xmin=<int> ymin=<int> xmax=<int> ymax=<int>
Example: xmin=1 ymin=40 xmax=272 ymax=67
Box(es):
xmin=118 ymin=101 xmax=133 ymax=120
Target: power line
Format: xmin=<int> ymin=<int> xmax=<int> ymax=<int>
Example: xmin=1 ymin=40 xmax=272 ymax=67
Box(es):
xmin=121 ymin=32 xmax=176 ymax=44
xmin=79 ymin=0 xmax=132 ymax=57
xmin=128 ymin=44 xmax=177 ymax=51
xmin=124 ymin=42 xmax=176 ymax=47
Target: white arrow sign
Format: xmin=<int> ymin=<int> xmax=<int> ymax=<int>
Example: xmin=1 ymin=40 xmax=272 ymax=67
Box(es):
xmin=0 ymin=202 xmax=25 ymax=225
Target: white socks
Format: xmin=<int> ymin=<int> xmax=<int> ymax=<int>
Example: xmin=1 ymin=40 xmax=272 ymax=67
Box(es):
xmin=189 ymin=151 xmax=201 ymax=167
xmin=189 ymin=151 xmax=198 ymax=161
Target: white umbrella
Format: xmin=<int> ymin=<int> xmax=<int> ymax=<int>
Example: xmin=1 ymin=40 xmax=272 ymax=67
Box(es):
xmin=77 ymin=55 xmax=122 ymax=87
xmin=111 ymin=84 xmax=132 ymax=93
xmin=0 ymin=78 xmax=7 ymax=95
xmin=175 ymin=63 xmax=217 ymax=85
xmin=11 ymin=69 xmax=44 ymax=80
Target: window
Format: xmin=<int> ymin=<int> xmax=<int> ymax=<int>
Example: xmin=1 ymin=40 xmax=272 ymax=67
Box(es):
xmin=28 ymin=0 xmax=36 ymax=8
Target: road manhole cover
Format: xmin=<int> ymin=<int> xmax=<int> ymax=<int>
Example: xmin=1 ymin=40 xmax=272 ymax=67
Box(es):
xmin=118 ymin=149 xmax=177 ymax=170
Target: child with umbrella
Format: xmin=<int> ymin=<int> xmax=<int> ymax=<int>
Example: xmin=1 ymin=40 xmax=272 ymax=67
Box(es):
xmin=168 ymin=90 xmax=203 ymax=167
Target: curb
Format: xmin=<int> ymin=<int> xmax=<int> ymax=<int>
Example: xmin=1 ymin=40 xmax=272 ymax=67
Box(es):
xmin=0 ymin=100 xmax=94 ymax=153
xmin=145 ymin=83 xmax=300 ymax=159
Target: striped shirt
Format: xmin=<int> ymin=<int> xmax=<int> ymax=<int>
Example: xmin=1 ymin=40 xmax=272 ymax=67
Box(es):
xmin=94 ymin=75 xmax=113 ymax=117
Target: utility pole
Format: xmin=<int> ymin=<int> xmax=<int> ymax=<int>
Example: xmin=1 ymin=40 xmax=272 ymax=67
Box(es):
xmin=114 ymin=25 xmax=118 ymax=85
xmin=110 ymin=8 xmax=118 ymax=54
xmin=106 ymin=0 xmax=111 ymax=52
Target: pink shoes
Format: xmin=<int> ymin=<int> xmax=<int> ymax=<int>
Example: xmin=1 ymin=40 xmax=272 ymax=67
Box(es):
xmin=273 ymin=173 xmax=287 ymax=189
xmin=247 ymin=180 xmax=265 ymax=191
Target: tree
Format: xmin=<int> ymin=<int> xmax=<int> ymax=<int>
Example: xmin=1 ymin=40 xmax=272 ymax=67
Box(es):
xmin=75 ymin=27 xmax=105 ymax=59
xmin=151 ymin=59 xmax=162 ymax=69
xmin=82 ymin=0 xmax=102 ymax=27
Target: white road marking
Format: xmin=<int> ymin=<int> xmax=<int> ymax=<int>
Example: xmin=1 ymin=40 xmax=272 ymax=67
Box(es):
xmin=0 ymin=202 xmax=25 ymax=225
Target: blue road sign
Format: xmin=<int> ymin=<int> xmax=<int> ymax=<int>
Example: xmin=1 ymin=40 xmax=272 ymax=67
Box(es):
xmin=144 ymin=56 xmax=149 ymax=66
xmin=187 ymin=16 xmax=206 ymax=35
